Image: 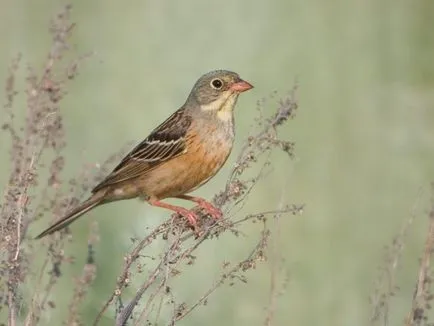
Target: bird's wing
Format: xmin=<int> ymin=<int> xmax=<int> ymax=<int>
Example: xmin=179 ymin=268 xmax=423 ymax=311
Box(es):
xmin=92 ymin=108 xmax=192 ymax=193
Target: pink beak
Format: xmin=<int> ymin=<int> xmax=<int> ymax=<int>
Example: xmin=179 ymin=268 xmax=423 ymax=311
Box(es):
xmin=230 ymin=79 xmax=254 ymax=93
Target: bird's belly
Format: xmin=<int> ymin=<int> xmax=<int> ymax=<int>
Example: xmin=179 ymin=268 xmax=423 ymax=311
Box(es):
xmin=140 ymin=137 xmax=232 ymax=199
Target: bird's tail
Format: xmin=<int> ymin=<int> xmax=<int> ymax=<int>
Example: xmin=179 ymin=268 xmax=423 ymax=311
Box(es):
xmin=35 ymin=193 xmax=104 ymax=239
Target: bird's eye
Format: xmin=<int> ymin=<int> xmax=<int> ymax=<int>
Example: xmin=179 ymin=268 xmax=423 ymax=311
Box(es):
xmin=210 ymin=78 xmax=223 ymax=89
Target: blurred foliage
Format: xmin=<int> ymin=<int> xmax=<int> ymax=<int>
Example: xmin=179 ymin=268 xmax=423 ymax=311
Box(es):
xmin=1 ymin=0 xmax=434 ymax=325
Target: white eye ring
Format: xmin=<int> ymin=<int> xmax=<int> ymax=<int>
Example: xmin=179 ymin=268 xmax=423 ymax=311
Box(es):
xmin=210 ymin=78 xmax=223 ymax=89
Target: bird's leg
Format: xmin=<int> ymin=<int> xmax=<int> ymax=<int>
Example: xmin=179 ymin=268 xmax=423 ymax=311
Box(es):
xmin=175 ymin=195 xmax=223 ymax=220
xmin=148 ymin=198 xmax=198 ymax=227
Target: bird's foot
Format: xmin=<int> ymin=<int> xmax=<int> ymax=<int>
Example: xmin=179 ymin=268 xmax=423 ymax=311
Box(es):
xmin=148 ymin=198 xmax=199 ymax=232
xmin=175 ymin=195 xmax=223 ymax=220
xmin=176 ymin=207 xmax=199 ymax=227
xmin=197 ymin=201 xmax=222 ymax=220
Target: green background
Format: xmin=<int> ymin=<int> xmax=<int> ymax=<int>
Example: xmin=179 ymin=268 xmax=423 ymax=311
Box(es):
xmin=1 ymin=0 xmax=434 ymax=325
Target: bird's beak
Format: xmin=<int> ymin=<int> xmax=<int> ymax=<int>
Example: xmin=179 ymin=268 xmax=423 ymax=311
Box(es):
xmin=230 ymin=79 xmax=254 ymax=93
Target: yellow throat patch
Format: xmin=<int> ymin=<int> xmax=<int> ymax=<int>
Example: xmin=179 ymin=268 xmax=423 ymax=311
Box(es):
xmin=200 ymin=91 xmax=238 ymax=122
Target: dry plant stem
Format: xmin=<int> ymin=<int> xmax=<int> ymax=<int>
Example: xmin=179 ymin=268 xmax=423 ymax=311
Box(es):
xmin=118 ymin=268 xmax=161 ymax=326
xmin=142 ymin=206 xmax=300 ymax=325
xmin=150 ymin=223 xmax=180 ymax=325
xmin=135 ymin=276 xmax=167 ymax=325
xmin=171 ymin=226 xmax=269 ymax=325
xmin=220 ymin=87 xmax=298 ymax=210
xmin=114 ymin=226 xmax=190 ymax=326
xmin=26 ymin=149 xmax=126 ymax=322
xmin=117 ymin=220 xmax=184 ymax=326
xmin=66 ymin=223 xmax=99 ymax=325
xmin=94 ymin=89 xmax=300 ymax=324
xmin=0 ymin=5 xmax=99 ymax=325
xmin=8 ymin=292 xmax=16 ymax=326
xmin=107 ymin=207 xmax=301 ymax=325
xmin=264 ymin=190 xmax=288 ymax=326
xmin=2 ymin=55 xmax=22 ymax=326
xmin=404 ymin=201 xmax=434 ymax=326
xmin=4 ymin=30 xmax=69 ymax=326
xmin=369 ymin=189 xmax=423 ymax=326
xmin=2 ymin=4 xmax=300 ymax=323
xmin=94 ymin=223 xmax=171 ymax=325
xmin=116 ymin=229 xmax=183 ymax=326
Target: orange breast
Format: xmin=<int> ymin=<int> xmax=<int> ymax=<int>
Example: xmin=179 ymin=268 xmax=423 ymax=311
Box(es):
xmin=139 ymin=123 xmax=233 ymax=199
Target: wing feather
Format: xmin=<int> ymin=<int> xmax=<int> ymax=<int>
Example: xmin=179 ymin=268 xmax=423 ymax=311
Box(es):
xmin=92 ymin=108 xmax=191 ymax=193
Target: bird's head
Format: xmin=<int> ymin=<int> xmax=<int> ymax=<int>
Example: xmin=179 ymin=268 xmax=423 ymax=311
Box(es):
xmin=186 ymin=70 xmax=253 ymax=122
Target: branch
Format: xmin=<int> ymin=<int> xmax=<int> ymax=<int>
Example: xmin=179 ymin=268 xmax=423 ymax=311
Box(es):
xmin=93 ymin=87 xmax=302 ymax=325
xmin=404 ymin=190 xmax=434 ymax=326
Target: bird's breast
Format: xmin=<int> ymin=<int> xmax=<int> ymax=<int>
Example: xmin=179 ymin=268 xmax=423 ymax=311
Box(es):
xmin=140 ymin=122 xmax=234 ymax=199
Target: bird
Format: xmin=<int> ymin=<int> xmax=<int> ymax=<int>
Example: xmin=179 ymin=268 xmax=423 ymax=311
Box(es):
xmin=35 ymin=70 xmax=253 ymax=239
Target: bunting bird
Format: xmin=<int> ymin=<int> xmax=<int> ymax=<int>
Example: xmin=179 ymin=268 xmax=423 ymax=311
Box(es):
xmin=35 ymin=70 xmax=253 ymax=239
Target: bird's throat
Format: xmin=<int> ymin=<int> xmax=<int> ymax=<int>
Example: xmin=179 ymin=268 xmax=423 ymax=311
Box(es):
xmin=200 ymin=92 xmax=238 ymax=122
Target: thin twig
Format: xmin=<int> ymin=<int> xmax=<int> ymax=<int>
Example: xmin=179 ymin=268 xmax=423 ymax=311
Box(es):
xmin=404 ymin=200 xmax=434 ymax=326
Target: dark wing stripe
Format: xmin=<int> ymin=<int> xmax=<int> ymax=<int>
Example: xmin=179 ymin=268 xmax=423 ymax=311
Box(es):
xmin=91 ymin=108 xmax=192 ymax=193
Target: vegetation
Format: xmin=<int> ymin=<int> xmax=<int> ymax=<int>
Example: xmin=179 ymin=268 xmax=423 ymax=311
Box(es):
xmin=1 ymin=2 xmax=434 ymax=325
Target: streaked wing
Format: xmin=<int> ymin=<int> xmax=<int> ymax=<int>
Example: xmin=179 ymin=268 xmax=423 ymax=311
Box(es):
xmin=92 ymin=108 xmax=192 ymax=192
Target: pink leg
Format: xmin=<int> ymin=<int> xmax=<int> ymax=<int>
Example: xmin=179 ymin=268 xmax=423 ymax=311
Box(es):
xmin=148 ymin=198 xmax=198 ymax=227
xmin=176 ymin=195 xmax=222 ymax=220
